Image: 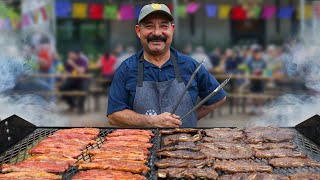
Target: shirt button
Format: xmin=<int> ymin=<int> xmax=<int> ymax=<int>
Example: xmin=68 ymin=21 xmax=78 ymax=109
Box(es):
xmin=159 ymin=69 xmax=162 ymax=72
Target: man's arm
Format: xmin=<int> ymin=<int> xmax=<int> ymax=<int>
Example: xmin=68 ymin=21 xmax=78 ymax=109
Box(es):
xmin=196 ymin=96 xmax=226 ymax=120
xmin=108 ymin=109 xmax=182 ymax=128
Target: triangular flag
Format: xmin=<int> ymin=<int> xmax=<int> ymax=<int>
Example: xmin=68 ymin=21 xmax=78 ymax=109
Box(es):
xmin=89 ymin=3 xmax=103 ymax=20
xmin=186 ymin=2 xmax=200 ymax=14
xmin=33 ymin=9 xmax=40 ymax=24
xmin=218 ymin=4 xmax=231 ymax=19
xmin=247 ymin=6 xmax=261 ymax=19
xmin=278 ymin=5 xmax=294 ymax=19
xmin=206 ymin=4 xmax=217 ymax=18
xmin=4 ymin=18 xmax=11 ymax=30
xmin=177 ymin=5 xmax=187 ymax=18
xmin=72 ymin=2 xmax=87 ymax=19
xmin=261 ymin=5 xmax=276 ymax=19
xmin=55 ymin=1 xmax=71 ymax=18
xmin=40 ymin=6 xmax=48 ymax=21
xmin=135 ymin=5 xmax=142 ymax=19
xmin=120 ymin=4 xmax=134 ymax=21
xmin=296 ymin=4 xmax=313 ymax=20
xmin=22 ymin=13 xmax=31 ymax=27
xmin=166 ymin=3 xmax=174 ymax=12
xmin=104 ymin=5 xmax=118 ymax=20
xmin=231 ymin=5 xmax=247 ymax=20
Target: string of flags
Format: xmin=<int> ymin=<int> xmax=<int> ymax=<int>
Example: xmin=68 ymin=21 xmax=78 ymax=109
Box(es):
xmin=55 ymin=1 xmax=319 ymax=21
xmin=0 ymin=3 xmax=20 ymax=31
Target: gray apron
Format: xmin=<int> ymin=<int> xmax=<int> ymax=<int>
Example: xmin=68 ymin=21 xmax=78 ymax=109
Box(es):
xmin=133 ymin=51 xmax=197 ymax=127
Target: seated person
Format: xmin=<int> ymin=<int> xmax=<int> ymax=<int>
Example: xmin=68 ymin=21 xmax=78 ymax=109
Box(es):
xmin=60 ymin=49 xmax=88 ymax=113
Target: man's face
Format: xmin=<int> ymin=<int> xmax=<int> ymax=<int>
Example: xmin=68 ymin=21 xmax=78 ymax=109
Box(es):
xmin=68 ymin=51 xmax=77 ymax=60
xmin=135 ymin=13 xmax=175 ymax=55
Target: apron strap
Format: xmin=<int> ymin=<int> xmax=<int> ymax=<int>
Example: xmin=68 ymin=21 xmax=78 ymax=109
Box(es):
xmin=137 ymin=51 xmax=182 ymax=87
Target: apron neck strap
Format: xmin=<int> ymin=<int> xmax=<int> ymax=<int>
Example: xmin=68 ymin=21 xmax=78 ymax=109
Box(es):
xmin=138 ymin=51 xmax=182 ymax=87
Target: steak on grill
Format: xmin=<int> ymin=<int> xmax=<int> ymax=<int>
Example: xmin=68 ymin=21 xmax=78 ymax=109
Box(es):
xmin=269 ymin=157 xmax=320 ymax=168
xmin=163 ymin=133 xmax=201 ymax=146
xmin=198 ymin=142 xmax=247 ymax=150
xmin=156 ymin=142 xmax=200 ymax=152
xmin=155 ymin=158 xmax=212 ymax=168
xmin=157 ymin=150 xmax=206 ymax=159
xmin=245 ymin=126 xmax=294 ymax=143
xmin=255 ymin=148 xmax=306 ymax=158
xmin=102 ymin=140 xmax=153 ymax=149
xmin=214 ymin=160 xmax=273 ymax=173
xmin=1 ymin=160 xmax=69 ymax=173
xmin=289 ymin=172 xmax=320 ymax=180
xmin=107 ymin=129 xmax=154 ymax=137
xmin=0 ymin=171 xmax=62 ymax=180
xmin=219 ymin=172 xmax=289 ymax=180
xmin=105 ymin=135 xmax=151 ymax=143
xmin=72 ymin=169 xmax=146 ymax=180
xmin=157 ymin=167 xmax=218 ymax=179
xmin=204 ymin=128 xmax=243 ymax=139
xmin=160 ymin=128 xmax=200 ymax=134
xmin=248 ymin=142 xmax=297 ymax=150
xmin=200 ymin=146 xmax=255 ymax=159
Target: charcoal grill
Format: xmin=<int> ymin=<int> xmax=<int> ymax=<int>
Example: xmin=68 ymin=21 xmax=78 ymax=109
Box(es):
xmin=1 ymin=114 xmax=320 ymax=179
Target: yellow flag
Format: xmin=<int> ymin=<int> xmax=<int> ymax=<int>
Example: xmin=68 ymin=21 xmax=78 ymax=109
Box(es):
xmin=218 ymin=4 xmax=231 ymax=19
xmin=72 ymin=3 xmax=87 ymax=19
xmin=297 ymin=4 xmax=313 ymax=20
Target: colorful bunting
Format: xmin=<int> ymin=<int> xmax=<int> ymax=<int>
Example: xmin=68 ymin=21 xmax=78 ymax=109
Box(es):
xmin=231 ymin=5 xmax=247 ymax=20
xmin=218 ymin=4 xmax=231 ymax=19
xmin=177 ymin=5 xmax=187 ymax=18
xmin=261 ymin=5 xmax=276 ymax=19
xmin=135 ymin=5 xmax=142 ymax=19
xmin=89 ymin=3 xmax=103 ymax=20
xmin=166 ymin=4 xmax=174 ymax=12
xmin=120 ymin=4 xmax=134 ymax=20
xmin=296 ymin=4 xmax=313 ymax=20
xmin=247 ymin=6 xmax=261 ymax=19
xmin=186 ymin=2 xmax=200 ymax=14
xmin=104 ymin=5 xmax=118 ymax=20
xmin=206 ymin=4 xmax=217 ymax=18
xmin=278 ymin=5 xmax=294 ymax=19
xmin=72 ymin=3 xmax=87 ymax=19
xmin=55 ymin=1 xmax=71 ymax=18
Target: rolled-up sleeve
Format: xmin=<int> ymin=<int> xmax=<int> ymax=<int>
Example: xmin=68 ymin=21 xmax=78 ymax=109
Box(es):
xmin=197 ymin=66 xmax=226 ymax=106
xmin=107 ymin=64 xmax=130 ymax=116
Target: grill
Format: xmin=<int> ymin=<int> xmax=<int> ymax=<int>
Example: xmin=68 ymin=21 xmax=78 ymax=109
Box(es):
xmin=1 ymin=114 xmax=320 ymax=179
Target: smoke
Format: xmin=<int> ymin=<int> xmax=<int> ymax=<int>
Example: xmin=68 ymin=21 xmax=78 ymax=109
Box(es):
xmin=0 ymin=32 xmax=70 ymax=126
xmin=248 ymin=28 xmax=320 ymax=127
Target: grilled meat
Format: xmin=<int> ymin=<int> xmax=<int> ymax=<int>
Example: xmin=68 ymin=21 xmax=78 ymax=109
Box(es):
xmin=88 ymin=147 xmax=149 ymax=156
xmin=0 ymin=171 xmax=62 ymax=180
xmin=198 ymin=142 xmax=247 ymax=150
xmin=203 ymin=136 xmax=241 ymax=143
xmin=214 ymin=160 xmax=273 ymax=173
xmin=269 ymin=157 xmax=320 ymax=167
xmin=26 ymin=153 xmax=77 ymax=166
xmin=245 ymin=126 xmax=294 ymax=143
xmin=102 ymin=140 xmax=153 ymax=149
xmin=204 ymin=128 xmax=244 ymax=141
xmin=200 ymin=146 xmax=255 ymax=159
xmin=106 ymin=135 xmax=151 ymax=143
xmin=1 ymin=160 xmax=69 ymax=173
xmin=288 ymin=172 xmax=320 ymax=180
xmin=54 ymin=128 xmax=100 ymax=136
xmin=255 ymin=148 xmax=306 ymax=158
xmin=29 ymin=147 xmax=83 ymax=158
xmin=163 ymin=133 xmax=201 ymax=146
xmin=78 ymin=159 xmax=149 ymax=174
xmin=248 ymin=142 xmax=297 ymax=150
xmin=91 ymin=152 xmax=148 ymax=162
xmin=155 ymin=158 xmax=212 ymax=168
xmin=160 ymin=128 xmax=200 ymax=134
xmin=72 ymin=169 xmax=146 ymax=180
xmin=158 ymin=167 xmax=218 ymax=179
xmin=157 ymin=142 xmax=200 ymax=152
xmin=107 ymin=129 xmax=154 ymax=137
xmin=157 ymin=150 xmax=206 ymax=159
xmin=220 ymin=172 xmax=289 ymax=180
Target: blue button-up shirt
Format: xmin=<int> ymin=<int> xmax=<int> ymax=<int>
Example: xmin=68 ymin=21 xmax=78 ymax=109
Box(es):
xmin=107 ymin=47 xmax=226 ymax=116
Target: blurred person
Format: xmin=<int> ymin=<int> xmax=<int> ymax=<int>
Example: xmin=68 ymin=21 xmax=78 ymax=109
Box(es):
xmin=114 ymin=46 xmax=136 ymax=70
xmin=223 ymin=48 xmax=242 ymax=74
xmin=191 ymin=46 xmax=213 ymax=70
xmin=247 ymin=47 xmax=267 ymax=115
xmin=209 ymin=47 xmax=221 ymax=67
xmin=96 ymin=49 xmax=117 ymax=81
xmin=60 ymin=49 xmax=88 ymax=114
xmin=182 ymin=43 xmax=193 ymax=55
xmin=107 ymin=3 xmax=226 ymax=128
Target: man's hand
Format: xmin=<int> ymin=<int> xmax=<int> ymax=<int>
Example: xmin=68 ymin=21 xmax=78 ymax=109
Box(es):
xmin=150 ymin=112 xmax=181 ymax=128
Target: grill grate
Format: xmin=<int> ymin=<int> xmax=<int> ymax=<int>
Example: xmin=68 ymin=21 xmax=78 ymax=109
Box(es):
xmin=0 ymin=128 xmax=160 ymax=180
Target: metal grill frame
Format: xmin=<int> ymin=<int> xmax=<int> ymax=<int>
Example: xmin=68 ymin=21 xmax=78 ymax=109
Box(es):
xmin=0 ymin=128 xmax=160 ymax=180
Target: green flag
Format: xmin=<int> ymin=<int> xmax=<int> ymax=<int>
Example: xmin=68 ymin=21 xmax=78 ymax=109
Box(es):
xmin=177 ymin=5 xmax=187 ymax=18
xmin=104 ymin=5 xmax=118 ymax=20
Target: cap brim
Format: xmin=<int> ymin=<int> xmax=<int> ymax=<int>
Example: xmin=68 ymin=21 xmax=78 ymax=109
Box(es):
xmin=138 ymin=10 xmax=173 ymax=24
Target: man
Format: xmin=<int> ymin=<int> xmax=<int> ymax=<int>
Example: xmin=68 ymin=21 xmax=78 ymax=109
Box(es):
xmin=60 ymin=49 xmax=88 ymax=114
xmin=107 ymin=3 xmax=226 ymax=128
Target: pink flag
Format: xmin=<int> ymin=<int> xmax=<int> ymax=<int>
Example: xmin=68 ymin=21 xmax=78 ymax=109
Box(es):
xmin=261 ymin=5 xmax=276 ymax=19
xmin=120 ymin=4 xmax=134 ymax=20
xmin=186 ymin=2 xmax=200 ymax=14
xmin=22 ymin=13 xmax=31 ymax=27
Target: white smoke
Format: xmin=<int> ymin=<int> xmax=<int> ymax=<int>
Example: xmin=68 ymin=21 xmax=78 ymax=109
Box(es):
xmin=248 ymin=27 xmax=320 ymax=127
xmin=0 ymin=32 xmax=70 ymax=126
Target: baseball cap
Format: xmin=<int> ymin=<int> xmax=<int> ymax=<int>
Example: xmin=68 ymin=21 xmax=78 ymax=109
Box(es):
xmin=138 ymin=3 xmax=173 ymax=24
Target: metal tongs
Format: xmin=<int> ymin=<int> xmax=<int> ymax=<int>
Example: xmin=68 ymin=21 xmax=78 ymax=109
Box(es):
xmin=180 ymin=75 xmax=231 ymax=121
xmin=170 ymin=59 xmax=206 ymax=115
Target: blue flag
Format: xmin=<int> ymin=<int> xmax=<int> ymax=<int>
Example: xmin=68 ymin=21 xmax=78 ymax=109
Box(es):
xmin=278 ymin=5 xmax=295 ymax=19
xmin=55 ymin=1 xmax=72 ymax=18
xmin=206 ymin=4 xmax=217 ymax=18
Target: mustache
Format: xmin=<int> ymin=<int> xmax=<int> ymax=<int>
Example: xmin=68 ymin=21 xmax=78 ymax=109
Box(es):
xmin=147 ymin=35 xmax=167 ymax=42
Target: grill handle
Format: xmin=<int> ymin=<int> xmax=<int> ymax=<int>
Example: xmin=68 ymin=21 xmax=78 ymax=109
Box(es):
xmin=295 ymin=114 xmax=320 ymax=146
